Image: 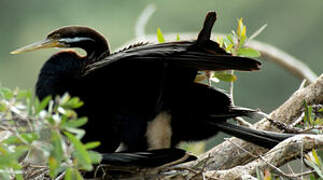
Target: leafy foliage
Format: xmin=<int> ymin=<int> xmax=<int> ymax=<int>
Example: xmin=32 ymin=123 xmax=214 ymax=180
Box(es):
xmin=0 ymin=87 xmax=101 ymax=179
xmin=305 ymin=149 xmax=323 ymax=179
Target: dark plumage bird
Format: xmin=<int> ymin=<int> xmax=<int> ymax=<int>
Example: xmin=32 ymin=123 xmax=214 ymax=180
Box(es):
xmin=11 ymin=12 xmax=293 ymax=158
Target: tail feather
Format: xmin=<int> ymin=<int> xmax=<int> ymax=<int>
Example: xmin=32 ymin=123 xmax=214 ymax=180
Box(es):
xmin=210 ymin=107 xmax=294 ymax=148
xmin=101 ymin=148 xmax=196 ymax=168
xmin=197 ymin=11 xmax=217 ymax=43
xmin=210 ymin=121 xmax=293 ymax=148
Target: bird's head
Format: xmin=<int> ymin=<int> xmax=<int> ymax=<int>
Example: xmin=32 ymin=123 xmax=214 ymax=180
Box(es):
xmin=11 ymin=26 xmax=110 ymax=58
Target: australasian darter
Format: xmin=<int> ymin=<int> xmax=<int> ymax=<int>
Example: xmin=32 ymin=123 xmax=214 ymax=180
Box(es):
xmin=11 ymin=12 xmax=294 ymax=166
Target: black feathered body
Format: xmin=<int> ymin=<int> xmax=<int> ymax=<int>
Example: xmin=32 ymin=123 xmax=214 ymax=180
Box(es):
xmin=35 ymin=12 xmax=293 ymax=154
xmin=36 ymin=38 xmax=263 ymax=152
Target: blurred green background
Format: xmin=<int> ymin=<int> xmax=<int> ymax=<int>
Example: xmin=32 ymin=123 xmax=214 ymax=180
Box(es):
xmin=0 ymin=0 xmax=322 ymax=149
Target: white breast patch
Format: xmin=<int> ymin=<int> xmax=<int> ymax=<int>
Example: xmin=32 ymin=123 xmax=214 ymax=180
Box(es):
xmin=146 ymin=112 xmax=172 ymax=150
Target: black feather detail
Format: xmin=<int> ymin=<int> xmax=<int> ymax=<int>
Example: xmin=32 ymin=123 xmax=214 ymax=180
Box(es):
xmin=112 ymin=41 xmax=150 ymax=55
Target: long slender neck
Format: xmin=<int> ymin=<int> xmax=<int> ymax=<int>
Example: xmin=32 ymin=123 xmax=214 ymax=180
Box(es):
xmin=80 ymin=33 xmax=110 ymax=63
xmin=85 ymin=39 xmax=110 ymax=62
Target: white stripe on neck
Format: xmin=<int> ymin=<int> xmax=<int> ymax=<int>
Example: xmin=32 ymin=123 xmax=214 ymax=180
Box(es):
xmin=59 ymin=37 xmax=94 ymax=43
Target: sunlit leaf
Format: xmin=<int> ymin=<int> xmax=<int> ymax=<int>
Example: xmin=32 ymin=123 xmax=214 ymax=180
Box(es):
xmin=213 ymin=72 xmax=237 ymax=82
xmin=312 ymin=149 xmax=322 ymax=167
xmin=237 ymin=48 xmax=261 ymax=57
xmin=225 ymin=44 xmax=234 ymax=52
xmin=194 ymin=74 xmax=208 ymax=82
xmin=84 ymin=142 xmax=101 ymax=150
xmin=237 ymin=18 xmax=243 ymax=37
xmin=157 ymin=28 xmax=165 ymax=43
xmin=216 ymin=36 xmax=224 ymax=47
xmin=176 ymin=34 xmax=180 ymax=41
xmin=226 ymin=34 xmax=234 ymax=44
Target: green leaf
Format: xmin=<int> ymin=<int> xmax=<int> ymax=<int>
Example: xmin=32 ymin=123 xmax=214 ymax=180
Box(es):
xmin=13 ymin=163 xmax=23 ymax=180
xmin=16 ymin=89 xmax=31 ymax=100
xmin=50 ymin=130 xmax=64 ymax=161
xmin=84 ymin=141 xmax=101 ymax=150
xmin=225 ymin=44 xmax=234 ymax=52
xmin=0 ymin=102 xmax=7 ymax=112
xmin=61 ymin=97 xmax=84 ymax=109
xmin=226 ymin=34 xmax=234 ymax=44
xmin=304 ymin=158 xmax=323 ymax=178
xmin=157 ymin=28 xmax=165 ymax=43
xmin=213 ymin=72 xmax=237 ymax=82
xmin=64 ymin=117 xmax=88 ymax=128
xmin=64 ymin=168 xmax=84 ymax=180
xmin=176 ymin=34 xmax=180 ymax=41
xmin=0 ymin=88 xmax=13 ymax=99
xmin=237 ymin=48 xmax=261 ymax=57
xmin=64 ymin=127 xmax=85 ymax=139
xmin=304 ymin=101 xmax=314 ymax=126
xmin=64 ymin=132 xmax=92 ymax=171
xmin=309 ymin=174 xmax=316 ymax=180
xmin=216 ymin=37 xmax=224 ymax=47
xmin=21 ymin=133 xmax=39 ymax=144
xmin=49 ymin=130 xmax=64 ymax=178
xmin=2 ymin=135 xmax=22 ymax=145
xmin=237 ymin=18 xmax=243 ymax=37
xmin=35 ymin=96 xmax=51 ymax=115
xmin=64 ymin=168 xmax=73 ymax=180
xmin=64 ymin=168 xmax=83 ymax=180
xmin=60 ymin=93 xmax=71 ymax=105
xmin=49 ymin=157 xmax=59 ymax=178
xmin=0 ymin=145 xmax=28 ymax=167
xmin=88 ymin=151 xmax=102 ymax=164
xmin=312 ymin=149 xmax=322 ymax=167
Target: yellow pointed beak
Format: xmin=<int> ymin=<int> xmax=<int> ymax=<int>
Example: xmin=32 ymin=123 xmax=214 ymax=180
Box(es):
xmin=10 ymin=39 xmax=64 ymax=55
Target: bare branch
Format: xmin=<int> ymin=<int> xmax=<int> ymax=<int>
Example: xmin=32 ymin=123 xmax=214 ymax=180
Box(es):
xmin=245 ymin=40 xmax=317 ymax=83
xmin=204 ymin=134 xmax=323 ymax=179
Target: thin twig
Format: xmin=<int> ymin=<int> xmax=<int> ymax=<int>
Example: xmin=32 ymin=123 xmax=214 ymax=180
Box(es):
xmin=135 ymin=4 xmax=156 ymax=39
